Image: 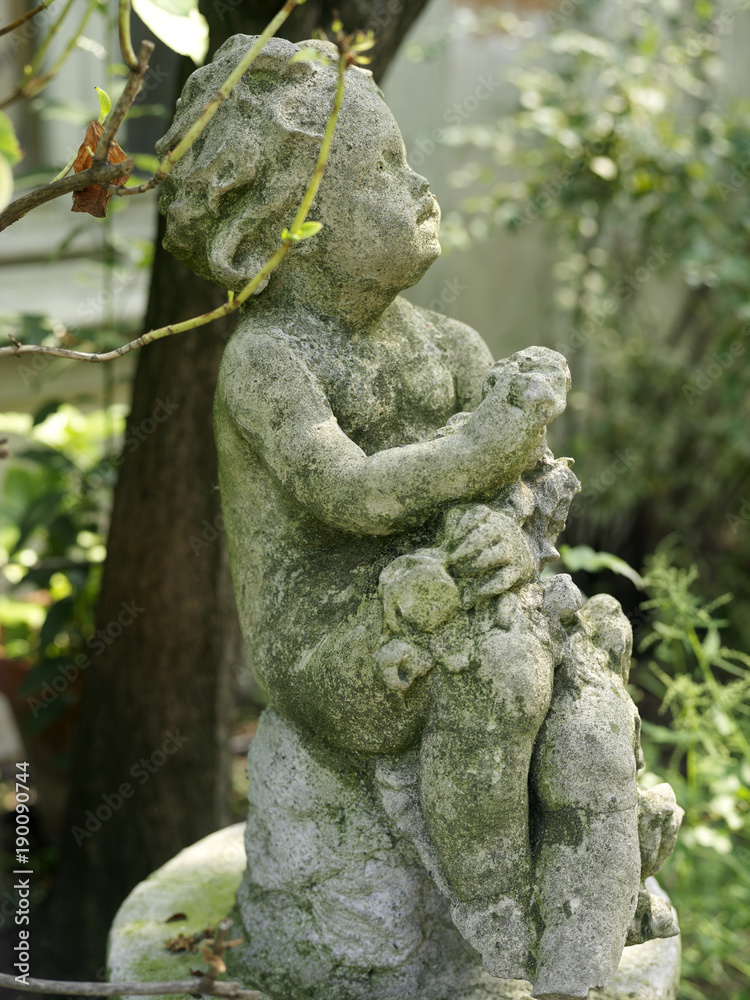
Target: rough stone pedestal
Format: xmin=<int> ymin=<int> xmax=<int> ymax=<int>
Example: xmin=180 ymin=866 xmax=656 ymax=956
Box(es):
xmin=108 ymin=824 xmax=681 ymax=1000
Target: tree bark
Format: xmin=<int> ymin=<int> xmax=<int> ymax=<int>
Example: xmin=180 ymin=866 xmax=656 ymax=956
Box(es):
xmin=32 ymin=0 xmax=433 ymax=979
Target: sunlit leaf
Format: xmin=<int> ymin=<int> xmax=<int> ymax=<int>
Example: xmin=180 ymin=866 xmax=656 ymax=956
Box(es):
xmin=132 ymin=0 xmax=209 ymax=65
xmin=0 ymin=156 xmax=13 ymax=213
xmin=558 ymin=544 xmax=643 ymax=587
xmin=0 ymin=111 xmax=22 ymax=165
xmin=95 ymin=87 xmax=112 ymax=123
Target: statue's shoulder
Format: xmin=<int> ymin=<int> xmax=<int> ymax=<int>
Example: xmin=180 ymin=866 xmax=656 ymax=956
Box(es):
xmin=392 ymin=297 xmax=494 ymax=409
xmin=220 ymin=317 xmax=309 ymax=380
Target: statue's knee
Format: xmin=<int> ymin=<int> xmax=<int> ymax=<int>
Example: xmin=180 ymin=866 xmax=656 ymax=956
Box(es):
xmin=579 ymin=593 xmax=633 ymax=682
xmin=478 ymin=630 xmax=554 ymax=726
xmin=534 ymin=713 xmax=639 ymax=812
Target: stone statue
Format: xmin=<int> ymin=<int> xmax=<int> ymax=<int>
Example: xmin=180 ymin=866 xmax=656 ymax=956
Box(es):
xmin=155 ymin=35 xmax=683 ymax=1000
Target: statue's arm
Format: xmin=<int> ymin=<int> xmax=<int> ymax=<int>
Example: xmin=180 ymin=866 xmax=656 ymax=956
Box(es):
xmin=418 ymin=308 xmax=495 ymax=410
xmin=219 ymin=333 xmax=569 ymax=536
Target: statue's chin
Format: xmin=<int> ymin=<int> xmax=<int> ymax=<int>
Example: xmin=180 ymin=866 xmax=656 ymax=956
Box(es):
xmin=400 ymin=244 xmax=442 ymax=291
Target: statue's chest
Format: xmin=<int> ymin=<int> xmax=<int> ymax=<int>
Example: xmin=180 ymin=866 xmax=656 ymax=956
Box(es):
xmin=299 ymin=332 xmax=457 ymax=453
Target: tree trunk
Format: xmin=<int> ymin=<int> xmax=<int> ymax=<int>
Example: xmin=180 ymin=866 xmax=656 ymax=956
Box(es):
xmin=33 ymin=0 xmax=432 ymax=980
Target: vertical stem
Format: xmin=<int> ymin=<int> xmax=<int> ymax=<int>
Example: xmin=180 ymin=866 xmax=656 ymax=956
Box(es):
xmin=25 ymin=0 xmax=75 ymax=78
xmin=288 ymin=52 xmax=346 ymax=236
xmin=118 ymin=0 xmax=139 ymax=71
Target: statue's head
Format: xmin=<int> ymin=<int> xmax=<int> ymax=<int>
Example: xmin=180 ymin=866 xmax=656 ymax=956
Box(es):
xmin=156 ymin=35 xmax=441 ymax=297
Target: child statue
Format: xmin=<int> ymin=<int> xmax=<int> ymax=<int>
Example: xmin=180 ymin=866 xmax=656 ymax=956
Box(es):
xmin=155 ymin=35 xmax=682 ymax=1000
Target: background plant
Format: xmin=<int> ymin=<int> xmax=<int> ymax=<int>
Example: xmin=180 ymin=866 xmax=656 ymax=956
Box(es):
xmin=442 ymin=0 xmax=750 ymax=654
xmin=636 ymin=544 xmax=750 ymax=1000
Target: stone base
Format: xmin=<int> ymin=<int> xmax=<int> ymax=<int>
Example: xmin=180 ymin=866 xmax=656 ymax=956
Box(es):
xmin=108 ymin=824 xmax=680 ymax=1000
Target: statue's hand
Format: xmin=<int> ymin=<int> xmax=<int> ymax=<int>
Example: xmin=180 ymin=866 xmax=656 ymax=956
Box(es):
xmin=482 ymin=347 xmax=570 ymax=427
xmin=638 ymin=783 xmax=684 ymax=879
xmin=443 ymin=505 xmax=534 ymax=588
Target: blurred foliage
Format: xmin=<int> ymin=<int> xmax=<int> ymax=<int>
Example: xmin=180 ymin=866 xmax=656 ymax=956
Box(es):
xmin=636 ymin=543 xmax=750 ymax=999
xmin=0 ymin=403 xmax=125 ymax=733
xmin=434 ymin=2 xmax=750 ymax=991
xmin=441 ymin=0 xmax=750 ymax=653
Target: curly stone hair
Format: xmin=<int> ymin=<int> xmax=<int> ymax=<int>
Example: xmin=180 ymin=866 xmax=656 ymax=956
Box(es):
xmin=155 ymin=35 xmax=376 ymax=292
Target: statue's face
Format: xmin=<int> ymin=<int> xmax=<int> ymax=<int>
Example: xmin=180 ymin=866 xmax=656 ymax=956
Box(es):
xmin=315 ymin=80 xmax=441 ymax=290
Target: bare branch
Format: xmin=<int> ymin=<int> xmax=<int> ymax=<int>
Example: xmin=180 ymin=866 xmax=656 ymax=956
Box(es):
xmin=109 ymin=0 xmax=305 ymax=197
xmin=0 ymin=0 xmax=95 ymax=108
xmin=94 ymin=39 xmax=155 ymax=164
xmin=0 ymin=973 xmax=261 ymax=999
xmin=0 ymin=34 xmax=152 ymax=232
xmin=0 ymin=0 xmax=56 ymax=39
xmin=0 ymin=159 xmax=133 ymax=231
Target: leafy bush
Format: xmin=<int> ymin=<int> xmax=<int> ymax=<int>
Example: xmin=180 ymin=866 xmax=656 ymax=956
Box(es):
xmin=0 ymin=403 xmax=124 ymax=732
xmin=636 ymin=545 xmax=750 ymax=999
xmin=442 ymin=0 xmax=750 ymax=650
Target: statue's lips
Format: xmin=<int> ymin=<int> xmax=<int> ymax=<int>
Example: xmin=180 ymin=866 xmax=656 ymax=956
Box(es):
xmin=417 ymin=196 xmax=439 ymax=224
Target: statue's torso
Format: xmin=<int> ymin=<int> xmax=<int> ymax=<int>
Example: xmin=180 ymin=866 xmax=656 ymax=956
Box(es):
xmin=213 ymin=295 xmax=492 ymax=734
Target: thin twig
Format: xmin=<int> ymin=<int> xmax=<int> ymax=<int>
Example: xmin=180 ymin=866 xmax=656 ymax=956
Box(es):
xmin=24 ymin=0 xmax=75 ymax=77
xmin=118 ymin=0 xmax=140 ymax=71
xmin=0 ymin=973 xmax=261 ymax=999
xmin=0 ymin=0 xmax=56 ymax=38
xmin=212 ymin=918 xmax=233 ymax=960
xmin=110 ymin=0 xmax=305 ymax=197
xmin=94 ymin=39 xmax=155 ymax=163
xmin=0 ymin=159 xmax=134 ymax=232
xmin=0 ymin=11 xmax=353 ymax=365
xmin=0 ymin=34 xmax=151 ymax=232
xmin=0 ymin=0 xmax=92 ymax=109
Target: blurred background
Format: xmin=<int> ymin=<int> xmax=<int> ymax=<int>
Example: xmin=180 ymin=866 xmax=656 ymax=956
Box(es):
xmin=1 ymin=1 xmax=749 ymax=997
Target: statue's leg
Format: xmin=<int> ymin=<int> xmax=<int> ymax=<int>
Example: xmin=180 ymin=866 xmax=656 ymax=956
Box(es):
xmin=232 ymin=707 xmax=517 ymax=1000
xmin=529 ymin=604 xmax=642 ymax=999
xmin=418 ymin=627 xmax=555 ymax=981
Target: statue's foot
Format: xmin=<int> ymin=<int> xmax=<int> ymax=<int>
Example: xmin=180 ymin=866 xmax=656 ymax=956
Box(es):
xmin=638 ymin=783 xmax=684 ymax=879
xmin=626 ymin=887 xmax=680 ymax=945
xmin=450 ymin=896 xmax=532 ymax=981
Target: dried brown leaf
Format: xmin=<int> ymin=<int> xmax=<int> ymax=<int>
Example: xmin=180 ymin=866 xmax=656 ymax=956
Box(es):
xmin=71 ymin=120 xmax=128 ymax=218
xmin=200 ymin=945 xmax=227 ymax=975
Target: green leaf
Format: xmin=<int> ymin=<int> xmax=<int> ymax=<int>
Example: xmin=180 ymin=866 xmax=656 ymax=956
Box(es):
xmin=0 ymin=155 xmax=13 ymax=213
xmin=95 ymin=86 xmax=112 ymax=123
xmin=32 ymin=399 xmax=64 ymax=427
xmin=0 ymin=110 xmax=22 ymax=165
xmin=130 ymin=153 xmax=161 ymax=174
xmin=290 ymin=47 xmax=331 ymax=66
xmin=132 ymin=0 xmax=209 ymax=64
xmin=298 ymin=220 xmax=323 ymax=239
xmin=558 ymin=544 xmax=644 ymax=587
xmin=281 ymin=221 xmax=323 ymax=242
